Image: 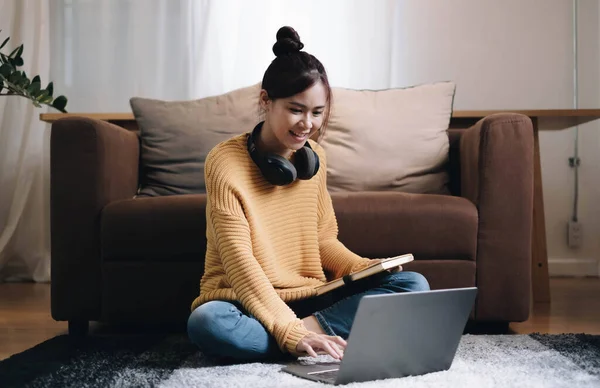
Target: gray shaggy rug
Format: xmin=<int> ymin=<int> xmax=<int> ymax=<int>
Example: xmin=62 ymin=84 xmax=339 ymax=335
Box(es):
xmin=1 ymin=333 xmax=599 ymax=387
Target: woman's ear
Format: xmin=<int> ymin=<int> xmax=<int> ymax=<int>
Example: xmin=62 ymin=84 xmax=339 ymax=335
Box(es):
xmin=259 ymin=89 xmax=271 ymax=111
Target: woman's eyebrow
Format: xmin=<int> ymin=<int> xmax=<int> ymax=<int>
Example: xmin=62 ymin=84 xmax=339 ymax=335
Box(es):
xmin=288 ymin=101 xmax=325 ymax=110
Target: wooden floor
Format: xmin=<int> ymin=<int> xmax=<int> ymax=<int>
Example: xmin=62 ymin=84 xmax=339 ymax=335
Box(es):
xmin=1 ymin=277 xmax=599 ymax=361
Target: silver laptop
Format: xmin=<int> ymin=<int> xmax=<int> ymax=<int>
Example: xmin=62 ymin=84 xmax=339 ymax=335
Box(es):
xmin=282 ymin=287 xmax=477 ymax=385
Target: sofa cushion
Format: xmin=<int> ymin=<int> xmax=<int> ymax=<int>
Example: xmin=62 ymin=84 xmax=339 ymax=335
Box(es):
xmin=101 ymin=191 xmax=476 ymax=265
xmin=332 ymin=191 xmax=477 ymax=261
xmin=322 ymin=82 xmax=455 ymax=194
xmin=101 ymin=195 xmax=207 ymax=263
xmin=130 ymin=83 xmax=261 ymax=197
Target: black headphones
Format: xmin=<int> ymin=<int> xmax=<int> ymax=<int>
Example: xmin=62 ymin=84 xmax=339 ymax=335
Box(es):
xmin=247 ymin=121 xmax=320 ymax=186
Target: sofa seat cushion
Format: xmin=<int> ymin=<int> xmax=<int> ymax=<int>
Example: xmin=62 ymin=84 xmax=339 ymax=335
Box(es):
xmin=101 ymin=194 xmax=207 ymax=263
xmin=332 ymin=192 xmax=477 ymax=261
xmin=101 ymin=192 xmax=476 ymax=264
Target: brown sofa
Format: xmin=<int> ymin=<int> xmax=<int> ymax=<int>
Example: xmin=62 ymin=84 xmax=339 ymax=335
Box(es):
xmin=50 ymin=113 xmax=534 ymax=335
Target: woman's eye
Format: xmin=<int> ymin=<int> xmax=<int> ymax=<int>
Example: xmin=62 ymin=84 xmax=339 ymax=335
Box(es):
xmin=290 ymin=108 xmax=302 ymax=114
xmin=313 ymin=111 xmax=323 ymax=117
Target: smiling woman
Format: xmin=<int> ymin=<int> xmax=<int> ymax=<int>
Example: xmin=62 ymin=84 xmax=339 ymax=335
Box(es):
xmin=256 ymin=82 xmax=327 ymax=159
xmin=256 ymin=26 xmax=332 ymax=159
xmin=185 ymin=25 xmax=431 ymax=364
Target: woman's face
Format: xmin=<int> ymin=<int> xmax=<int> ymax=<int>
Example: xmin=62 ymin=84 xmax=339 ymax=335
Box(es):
xmin=260 ymin=81 xmax=327 ymax=158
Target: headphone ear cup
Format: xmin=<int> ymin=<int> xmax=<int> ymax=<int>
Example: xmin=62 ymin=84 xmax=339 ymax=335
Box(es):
xmin=294 ymin=147 xmax=320 ymax=180
xmin=263 ymin=154 xmax=297 ymax=186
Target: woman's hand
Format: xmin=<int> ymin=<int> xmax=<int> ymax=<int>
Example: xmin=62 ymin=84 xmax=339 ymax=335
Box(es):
xmin=296 ymin=333 xmax=347 ymax=360
xmin=368 ymin=258 xmax=403 ymax=273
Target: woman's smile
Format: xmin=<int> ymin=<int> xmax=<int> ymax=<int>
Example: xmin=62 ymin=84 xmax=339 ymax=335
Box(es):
xmin=289 ymin=130 xmax=309 ymax=142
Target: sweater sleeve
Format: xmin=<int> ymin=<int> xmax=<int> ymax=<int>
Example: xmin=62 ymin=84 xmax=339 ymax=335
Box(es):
xmin=316 ymin=152 xmax=372 ymax=279
xmin=208 ymin=205 xmax=311 ymax=355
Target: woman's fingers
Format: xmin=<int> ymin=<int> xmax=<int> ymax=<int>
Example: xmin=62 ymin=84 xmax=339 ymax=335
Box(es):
xmin=332 ymin=335 xmax=347 ymax=348
xmin=322 ymin=337 xmax=345 ymax=359
xmin=304 ymin=344 xmax=319 ymax=358
xmin=322 ymin=341 xmax=343 ymax=360
xmin=298 ymin=334 xmax=347 ymax=359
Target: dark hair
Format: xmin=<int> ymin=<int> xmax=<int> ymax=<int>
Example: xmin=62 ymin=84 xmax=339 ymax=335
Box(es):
xmin=261 ymin=26 xmax=332 ymax=138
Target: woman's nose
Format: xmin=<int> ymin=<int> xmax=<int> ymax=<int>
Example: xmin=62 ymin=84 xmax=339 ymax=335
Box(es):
xmin=302 ymin=117 xmax=313 ymax=129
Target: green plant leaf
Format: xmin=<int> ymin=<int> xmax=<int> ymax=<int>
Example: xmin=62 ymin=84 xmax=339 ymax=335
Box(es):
xmin=40 ymin=95 xmax=53 ymax=104
xmin=28 ymin=80 xmax=41 ymax=95
xmin=8 ymin=70 xmax=22 ymax=84
xmin=10 ymin=56 xmax=24 ymax=67
xmin=0 ymin=36 xmax=9 ymax=50
xmin=35 ymin=89 xmax=49 ymax=101
xmin=34 ymin=87 xmax=47 ymax=98
xmin=0 ymin=63 xmax=12 ymax=77
xmin=52 ymin=95 xmax=68 ymax=112
xmin=1 ymin=33 xmax=68 ymax=112
xmin=9 ymin=44 xmax=21 ymax=58
xmin=10 ymin=71 xmax=28 ymax=88
xmin=20 ymin=76 xmax=30 ymax=89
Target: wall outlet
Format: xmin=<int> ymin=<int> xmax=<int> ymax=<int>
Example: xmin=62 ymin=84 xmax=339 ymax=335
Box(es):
xmin=567 ymin=221 xmax=583 ymax=248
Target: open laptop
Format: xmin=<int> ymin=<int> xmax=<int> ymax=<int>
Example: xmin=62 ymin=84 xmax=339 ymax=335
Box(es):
xmin=282 ymin=287 xmax=477 ymax=385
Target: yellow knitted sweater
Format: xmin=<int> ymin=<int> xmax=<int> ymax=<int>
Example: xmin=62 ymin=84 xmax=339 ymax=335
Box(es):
xmin=190 ymin=132 xmax=372 ymax=356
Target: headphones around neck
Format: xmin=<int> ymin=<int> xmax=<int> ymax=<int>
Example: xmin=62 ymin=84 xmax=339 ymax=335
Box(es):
xmin=247 ymin=121 xmax=320 ymax=186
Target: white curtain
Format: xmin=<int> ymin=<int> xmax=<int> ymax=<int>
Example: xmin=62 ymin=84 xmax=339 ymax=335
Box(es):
xmin=0 ymin=0 xmax=51 ymax=282
xmin=48 ymin=0 xmax=399 ymax=112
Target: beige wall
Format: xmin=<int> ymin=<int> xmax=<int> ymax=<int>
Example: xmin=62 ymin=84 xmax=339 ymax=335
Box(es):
xmin=391 ymin=0 xmax=599 ymax=276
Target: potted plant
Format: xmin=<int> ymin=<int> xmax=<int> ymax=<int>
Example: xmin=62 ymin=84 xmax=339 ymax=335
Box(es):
xmin=0 ymin=30 xmax=68 ymax=112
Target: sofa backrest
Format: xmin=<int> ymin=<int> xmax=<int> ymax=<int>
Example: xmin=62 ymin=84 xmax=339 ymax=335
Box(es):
xmin=127 ymin=82 xmax=459 ymax=197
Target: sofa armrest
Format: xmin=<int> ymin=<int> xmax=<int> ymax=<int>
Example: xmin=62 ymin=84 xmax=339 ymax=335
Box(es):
xmin=50 ymin=117 xmax=140 ymax=322
xmin=460 ymin=113 xmax=534 ymax=321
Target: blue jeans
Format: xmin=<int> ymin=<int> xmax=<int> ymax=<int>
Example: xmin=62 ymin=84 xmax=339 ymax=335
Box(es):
xmin=187 ymin=271 xmax=430 ymax=362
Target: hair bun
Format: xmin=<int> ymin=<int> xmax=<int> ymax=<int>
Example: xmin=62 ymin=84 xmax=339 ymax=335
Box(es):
xmin=272 ymin=26 xmax=304 ymax=57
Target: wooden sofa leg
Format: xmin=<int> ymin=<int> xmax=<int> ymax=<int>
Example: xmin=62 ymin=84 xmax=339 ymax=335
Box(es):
xmin=68 ymin=320 xmax=89 ymax=336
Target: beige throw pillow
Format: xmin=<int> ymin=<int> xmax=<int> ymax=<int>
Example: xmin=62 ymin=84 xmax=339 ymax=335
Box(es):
xmin=130 ymin=83 xmax=261 ymax=196
xmin=321 ymin=82 xmax=456 ymax=194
